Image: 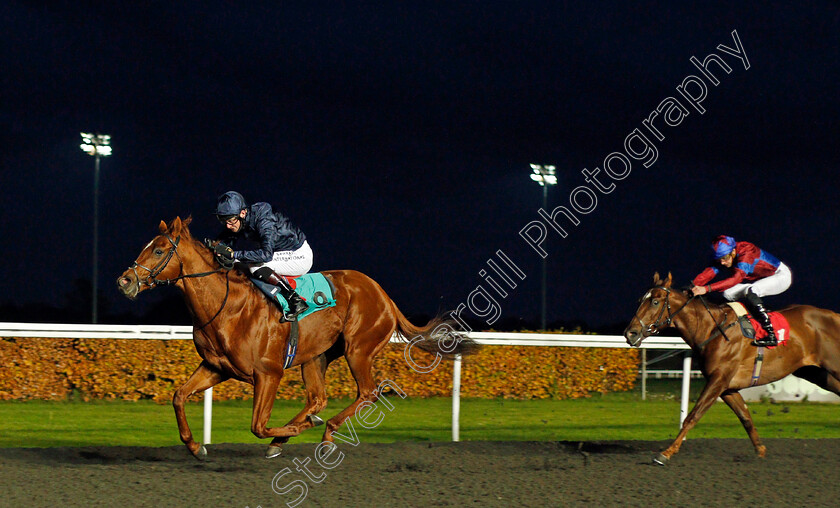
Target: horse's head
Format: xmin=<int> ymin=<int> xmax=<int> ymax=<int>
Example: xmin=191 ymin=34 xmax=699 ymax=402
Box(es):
xmin=117 ymin=216 xmax=193 ymax=299
xmin=624 ymin=272 xmax=690 ymax=347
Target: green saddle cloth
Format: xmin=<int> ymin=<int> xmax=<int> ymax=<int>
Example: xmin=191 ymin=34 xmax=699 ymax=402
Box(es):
xmin=252 ymin=272 xmax=337 ymax=320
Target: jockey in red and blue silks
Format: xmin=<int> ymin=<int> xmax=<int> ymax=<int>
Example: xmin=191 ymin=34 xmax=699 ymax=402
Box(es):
xmin=690 ymin=235 xmax=792 ymax=347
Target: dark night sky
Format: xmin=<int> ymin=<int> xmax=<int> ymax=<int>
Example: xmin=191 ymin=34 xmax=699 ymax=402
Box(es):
xmin=2 ymin=1 xmax=839 ymax=329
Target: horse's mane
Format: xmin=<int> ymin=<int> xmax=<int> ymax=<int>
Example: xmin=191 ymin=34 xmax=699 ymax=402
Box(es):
xmin=673 ymin=284 xmax=731 ymax=312
xmin=175 ymin=216 xmax=260 ymax=285
xmin=648 ymin=281 xmax=726 ymax=309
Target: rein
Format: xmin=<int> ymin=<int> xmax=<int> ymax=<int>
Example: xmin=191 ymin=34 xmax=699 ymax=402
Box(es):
xmin=194 ymin=270 xmax=230 ymax=331
xmin=696 ymin=296 xmax=735 ymax=351
xmin=128 ymin=233 xmax=231 ymax=330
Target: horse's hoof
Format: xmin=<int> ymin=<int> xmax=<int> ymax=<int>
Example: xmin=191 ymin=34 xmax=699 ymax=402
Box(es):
xmin=265 ymin=445 xmax=283 ymax=459
xmin=308 ymin=414 xmax=325 ymax=427
xmin=652 ymin=453 xmax=669 ymax=466
xmin=194 ymin=445 xmax=208 ymax=461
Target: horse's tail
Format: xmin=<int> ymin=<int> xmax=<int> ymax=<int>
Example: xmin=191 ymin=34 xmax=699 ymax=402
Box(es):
xmin=391 ymin=303 xmax=480 ymax=359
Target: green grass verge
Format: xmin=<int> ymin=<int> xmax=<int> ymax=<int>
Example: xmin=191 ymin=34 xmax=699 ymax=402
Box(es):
xmin=1 ymin=380 xmax=837 ymax=448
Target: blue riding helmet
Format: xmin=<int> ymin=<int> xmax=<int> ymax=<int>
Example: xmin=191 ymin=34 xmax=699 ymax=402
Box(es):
xmin=214 ymin=191 xmax=248 ymax=218
xmin=712 ymin=235 xmax=736 ymax=259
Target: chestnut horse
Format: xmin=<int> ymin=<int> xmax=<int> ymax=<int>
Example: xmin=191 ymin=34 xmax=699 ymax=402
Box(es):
xmin=624 ymin=273 xmax=840 ymax=464
xmin=117 ymin=217 xmax=473 ymax=459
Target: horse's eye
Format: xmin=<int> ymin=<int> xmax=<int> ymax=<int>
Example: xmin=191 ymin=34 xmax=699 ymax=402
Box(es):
xmin=154 ymin=249 xmax=164 ymax=256
xmin=652 ymin=299 xmax=659 ymax=306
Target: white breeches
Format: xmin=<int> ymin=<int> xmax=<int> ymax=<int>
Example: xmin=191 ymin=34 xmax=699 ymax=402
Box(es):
xmin=722 ymin=262 xmax=792 ymax=301
xmin=245 ymin=241 xmax=313 ymax=277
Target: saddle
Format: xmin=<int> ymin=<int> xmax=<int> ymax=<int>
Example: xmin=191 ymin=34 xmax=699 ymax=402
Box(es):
xmin=727 ymin=302 xmax=790 ymax=348
xmin=250 ymin=273 xmax=338 ymax=369
xmin=251 ymin=272 xmax=337 ymax=321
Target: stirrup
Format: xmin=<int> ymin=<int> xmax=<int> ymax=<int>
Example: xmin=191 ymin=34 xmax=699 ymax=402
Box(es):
xmin=283 ymin=299 xmax=308 ymax=321
xmin=751 ymin=335 xmax=777 ymax=347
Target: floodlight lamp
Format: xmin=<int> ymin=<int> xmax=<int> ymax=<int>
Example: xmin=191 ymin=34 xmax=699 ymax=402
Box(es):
xmin=80 ymin=132 xmax=112 ymax=157
xmin=529 ymin=163 xmax=557 ymax=186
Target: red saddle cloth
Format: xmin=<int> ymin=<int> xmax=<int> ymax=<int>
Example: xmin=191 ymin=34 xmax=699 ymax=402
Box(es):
xmin=748 ymin=312 xmax=790 ymax=348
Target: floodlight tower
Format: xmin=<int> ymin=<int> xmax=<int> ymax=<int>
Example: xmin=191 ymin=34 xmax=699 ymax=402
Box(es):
xmin=529 ymin=164 xmax=557 ymax=331
xmin=80 ymin=132 xmax=112 ymax=324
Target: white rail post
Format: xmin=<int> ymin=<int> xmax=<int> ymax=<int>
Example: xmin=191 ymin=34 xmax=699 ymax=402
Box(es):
xmin=452 ymin=354 xmax=462 ymax=442
xmin=641 ymin=349 xmax=647 ymax=401
xmin=679 ymin=352 xmax=692 ymax=428
xmin=203 ymin=387 xmax=213 ymax=444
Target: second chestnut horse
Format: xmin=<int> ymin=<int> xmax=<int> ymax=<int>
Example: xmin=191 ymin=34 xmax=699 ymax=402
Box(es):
xmin=624 ymin=272 xmax=840 ymax=464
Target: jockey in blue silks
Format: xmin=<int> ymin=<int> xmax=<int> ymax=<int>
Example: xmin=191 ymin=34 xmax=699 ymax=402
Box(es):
xmin=213 ymin=191 xmax=311 ymax=321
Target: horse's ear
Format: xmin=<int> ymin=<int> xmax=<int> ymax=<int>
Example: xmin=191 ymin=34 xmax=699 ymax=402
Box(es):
xmin=653 ymin=272 xmax=662 ymax=285
xmin=158 ymin=220 xmax=167 ymax=234
xmin=169 ymin=216 xmax=183 ymax=236
xmin=178 ymin=216 xmax=193 ymax=238
xmin=664 ymin=272 xmax=673 ymax=287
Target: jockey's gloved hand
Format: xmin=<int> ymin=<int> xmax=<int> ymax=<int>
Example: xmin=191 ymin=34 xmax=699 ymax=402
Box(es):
xmin=203 ymin=237 xmax=217 ymax=249
xmin=213 ymin=244 xmax=235 ymax=268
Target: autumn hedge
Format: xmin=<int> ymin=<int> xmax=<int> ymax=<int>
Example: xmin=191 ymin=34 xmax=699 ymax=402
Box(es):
xmin=0 ymin=333 xmax=639 ymax=403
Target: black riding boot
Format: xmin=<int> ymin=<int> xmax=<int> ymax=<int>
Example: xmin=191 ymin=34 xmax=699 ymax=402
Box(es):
xmin=254 ymin=268 xmax=308 ymax=321
xmin=745 ymin=290 xmax=777 ymax=347
xmin=269 ymin=273 xmax=308 ymax=321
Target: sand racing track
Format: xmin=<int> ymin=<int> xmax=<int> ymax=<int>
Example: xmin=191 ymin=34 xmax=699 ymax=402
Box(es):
xmin=2 ymin=439 xmax=839 ymax=507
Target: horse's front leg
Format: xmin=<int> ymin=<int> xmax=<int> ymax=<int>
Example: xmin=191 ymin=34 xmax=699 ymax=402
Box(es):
xmin=173 ymin=361 xmax=226 ymax=460
xmin=655 ymin=375 xmax=729 ymax=465
xmin=720 ymin=390 xmax=766 ymax=457
xmin=267 ymin=355 xmax=329 ymax=457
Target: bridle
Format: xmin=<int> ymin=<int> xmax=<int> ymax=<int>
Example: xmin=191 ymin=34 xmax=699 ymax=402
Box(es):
xmin=631 ymin=286 xmax=695 ymax=338
xmin=127 ymin=233 xmax=230 ymax=329
xmin=129 ymin=234 xmax=183 ymax=288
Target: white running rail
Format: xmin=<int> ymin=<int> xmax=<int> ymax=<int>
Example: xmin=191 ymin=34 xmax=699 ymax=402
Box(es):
xmin=0 ymin=323 xmax=694 ymax=443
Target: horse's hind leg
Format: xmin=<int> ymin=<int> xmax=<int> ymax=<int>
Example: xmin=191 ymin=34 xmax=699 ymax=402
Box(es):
xmin=720 ymin=390 xmax=766 ymax=458
xmin=823 ymin=373 xmax=840 ymax=396
xmin=322 ymin=339 xmax=390 ymax=443
xmin=794 ymin=366 xmax=840 ymax=397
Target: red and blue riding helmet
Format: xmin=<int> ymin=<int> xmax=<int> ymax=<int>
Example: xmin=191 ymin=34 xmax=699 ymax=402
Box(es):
xmin=711 ymin=235 xmax=736 ymax=259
